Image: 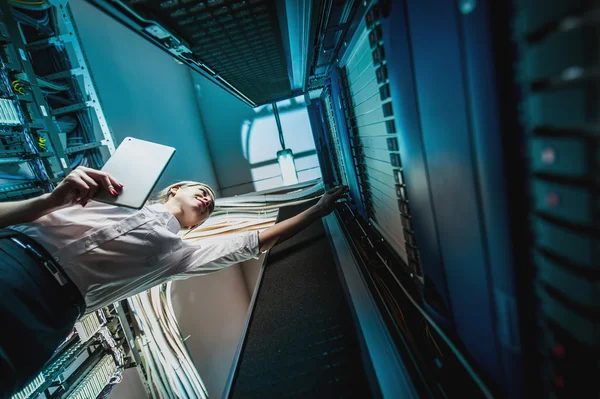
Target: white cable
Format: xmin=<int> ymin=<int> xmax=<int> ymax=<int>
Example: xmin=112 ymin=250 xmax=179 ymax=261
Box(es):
xmin=161 ymin=284 xmax=207 ymax=396
xmin=148 ymin=288 xmax=195 ymax=399
xmin=159 ymin=283 xmax=208 ymax=395
xmin=129 ymin=297 xmax=170 ymax=398
xmin=215 ymin=181 xmax=323 ymax=205
xmin=138 ymin=336 xmax=170 ymax=399
xmin=129 ymin=292 xmax=208 ymax=399
xmin=235 ymin=178 xmax=320 ymax=197
xmin=214 ymin=197 xmax=318 ymax=210
xmin=137 ymin=297 xmax=177 ymax=398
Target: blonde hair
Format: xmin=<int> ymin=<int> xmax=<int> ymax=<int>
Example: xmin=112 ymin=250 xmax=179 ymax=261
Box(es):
xmin=155 ymin=181 xmax=216 ymax=213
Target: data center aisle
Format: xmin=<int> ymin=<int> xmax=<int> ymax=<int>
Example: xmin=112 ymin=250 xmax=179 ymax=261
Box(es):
xmin=229 ymin=202 xmax=374 ymax=398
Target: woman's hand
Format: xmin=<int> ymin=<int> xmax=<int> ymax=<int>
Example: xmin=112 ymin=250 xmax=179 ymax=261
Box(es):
xmin=257 ymin=185 xmax=349 ymax=252
xmin=258 ymin=186 xmax=348 ymax=252
xmin=48 ymin=166 xmax=123 ymax=208
xmin=315 ymin=186 xmax=349 ymax=217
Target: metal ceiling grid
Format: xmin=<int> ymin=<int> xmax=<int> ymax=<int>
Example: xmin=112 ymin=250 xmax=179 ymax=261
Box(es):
xmin=122 ymin=0 xmax=292 ymax=105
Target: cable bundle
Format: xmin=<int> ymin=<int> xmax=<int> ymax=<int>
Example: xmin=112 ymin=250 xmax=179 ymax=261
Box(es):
xmin=14 ymin=72 xmax=70 ymax=92
xmin=128 ymin=283 xmax=209 ymax=399
xmin=55 ymin=116 xmax=78 ymax=134
xmin=0 ymin=62 xmax=12 ymax=97
xmin=22 ymin=129 xmax=50 ymax=183
xmin=12 ymin=8 xmax=52 ymax=35
xmin=8 ymin=0 xmax=52 ymax=11
xmin=214 ymin=179 xmax=323 ymax=209
xmin=11 ymin=79 xmax=25 ymax=95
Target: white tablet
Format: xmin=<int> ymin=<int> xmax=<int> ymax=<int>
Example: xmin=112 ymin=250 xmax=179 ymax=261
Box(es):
xmin=93 ymin=137 xmax=175 ymax=209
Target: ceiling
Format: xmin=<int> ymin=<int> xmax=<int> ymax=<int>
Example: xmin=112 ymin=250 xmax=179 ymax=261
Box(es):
xmin=110 ymin=0 xmax=293 ymax=105
xmin=89 ymin=0 xmax=359 ymax=106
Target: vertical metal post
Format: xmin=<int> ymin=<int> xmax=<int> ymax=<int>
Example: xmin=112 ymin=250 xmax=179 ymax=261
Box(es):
xmin=114 ymin=301 xmax=152 ymax=397
xmin=272 ymin=102 xmax=286 ymax=150
xmin=58 ymin=4 xmax=117 ymax=154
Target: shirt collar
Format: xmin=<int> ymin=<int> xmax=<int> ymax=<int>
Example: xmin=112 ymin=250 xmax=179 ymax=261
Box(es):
xmin=147 ymin=203 xmax=181 ymax=233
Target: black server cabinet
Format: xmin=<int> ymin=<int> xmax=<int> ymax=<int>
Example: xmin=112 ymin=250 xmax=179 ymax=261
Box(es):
xmin=310 ymin=1 xmax=529 ymax=397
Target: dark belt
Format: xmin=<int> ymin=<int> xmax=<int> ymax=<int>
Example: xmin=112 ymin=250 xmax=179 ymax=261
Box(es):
xmin=0 ymin=229 xmax=86 ymax=318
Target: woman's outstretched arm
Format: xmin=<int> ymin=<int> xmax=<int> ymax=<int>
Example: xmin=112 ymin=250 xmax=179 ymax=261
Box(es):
xmin=0 ymin=194 xmax=58 ymax=228
xmin=0 ymin=166 xmax=122 ymax=228
xmin=258 ymin=186 xmax=348 ymax=252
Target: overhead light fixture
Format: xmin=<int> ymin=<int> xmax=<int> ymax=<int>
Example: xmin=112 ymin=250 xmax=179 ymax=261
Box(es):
xmin=277 ymin=149 xmax=299 ymax=186
xmin=273 ymin=102 xmax=298 ymax=185
xmin=282 ymin=0 xmax=312 ymax=91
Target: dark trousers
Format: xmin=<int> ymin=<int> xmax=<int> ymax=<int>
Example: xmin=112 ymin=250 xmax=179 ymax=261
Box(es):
xmin=0 ymin=229 xmax=85 ymax=398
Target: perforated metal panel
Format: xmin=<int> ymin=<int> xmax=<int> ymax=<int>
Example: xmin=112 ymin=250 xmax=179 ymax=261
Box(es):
xmin=323 ymin=90 xmax=349 ymax=186
xmin=120 ymin=0 xmax=292 ymax=105
xmin=340 ymin=26 xmax=409 ymax=265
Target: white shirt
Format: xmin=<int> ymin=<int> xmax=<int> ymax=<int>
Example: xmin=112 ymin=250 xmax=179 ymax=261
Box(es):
xmin=10 ymin=201 xmax=259 ymax=312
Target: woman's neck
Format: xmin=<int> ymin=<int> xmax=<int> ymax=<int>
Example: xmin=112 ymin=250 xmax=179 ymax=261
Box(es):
xmin=162 ymin=201 xmax=185 ymax=226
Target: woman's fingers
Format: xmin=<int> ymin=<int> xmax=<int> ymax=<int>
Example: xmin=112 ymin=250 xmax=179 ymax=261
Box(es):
xmin=81 ymin=167 xmax=121 ymax=196
xmin=92 ymin=168 xmax=123 ymax=192
xmin=337 ymin=186 xmax=348 ymax=195
xmin=106 ymin=173 xmax=123 ymax=191
xmin=79 ymin=173 xmax=99 ymax=205
xmin=48 ymin=166 xmax=122 ymax=209
xmin=101 ymin=173 xmax=117 ymax=196
xmin=327 ymin=185 xmax=348 ymax=195
xmin=330 ymin=186 xmax=348 ymax=199
xmin=68 ymin=176 xmax=91 ymax=203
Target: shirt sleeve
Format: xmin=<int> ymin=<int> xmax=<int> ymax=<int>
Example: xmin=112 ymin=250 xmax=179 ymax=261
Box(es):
xmin=174 ymin=230 xmax=260 ymax=277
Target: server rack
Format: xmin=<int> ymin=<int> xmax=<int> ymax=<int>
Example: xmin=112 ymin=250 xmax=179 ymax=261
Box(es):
xmin=308 ymin=0 xmax=599 ymax=398
xmin=513 ymin=1 xmax=599 ymax=397
xmin=306 ymin=1 xmax=503 ymax=397
xmin=307 ymin=0 xmax=529 ymax=397
xmin=1 ymin=2 xmax=128 ymax=398
xmin=9 ymin=308 xmax=127 ymax=399
xmin=0 ymin=0 xmax=116 ymax=200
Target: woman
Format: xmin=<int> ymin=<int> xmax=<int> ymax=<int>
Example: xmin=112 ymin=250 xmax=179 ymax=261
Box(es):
xmin=0 ymin=166 xmax=347 ymax=396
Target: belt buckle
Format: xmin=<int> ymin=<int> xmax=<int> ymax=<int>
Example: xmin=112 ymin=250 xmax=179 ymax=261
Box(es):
xmin=44 ymin=261 xmax=68 ymax=286
xmin=11 ymin=237 xmax=68 ymax=287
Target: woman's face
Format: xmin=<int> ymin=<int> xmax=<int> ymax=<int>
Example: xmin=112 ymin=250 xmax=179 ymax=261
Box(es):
xmin=168 ymin=185 xmax=214 ymax=227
